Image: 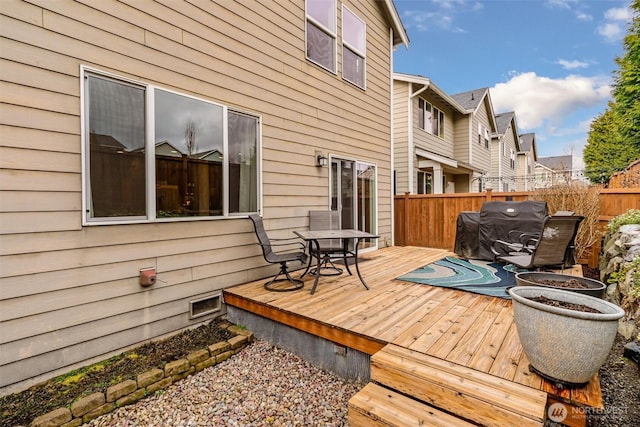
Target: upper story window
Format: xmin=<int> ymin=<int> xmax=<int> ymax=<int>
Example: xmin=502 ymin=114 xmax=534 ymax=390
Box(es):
xmin=484 ymin=128 xmax=489 ymax=148
xmin=342 ymin=6 xmax=366 ymax=89
xmin=83 ymin=69 xmax=259 ymax=224
xmin=510 ymin=149 xmax=516 ymax=169
xmin=418 ymin=98 xmax=444 ymax=138
xmin=306 ymin=0 xmax=337 ymax=73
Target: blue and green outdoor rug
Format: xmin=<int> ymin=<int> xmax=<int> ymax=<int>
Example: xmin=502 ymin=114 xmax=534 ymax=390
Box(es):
xmin=396 ymin=256 xmax=517 ymax=298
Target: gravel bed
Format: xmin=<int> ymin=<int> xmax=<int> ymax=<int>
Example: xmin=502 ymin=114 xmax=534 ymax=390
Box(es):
xmin=85 ymin=340 xmax=365 ymax=427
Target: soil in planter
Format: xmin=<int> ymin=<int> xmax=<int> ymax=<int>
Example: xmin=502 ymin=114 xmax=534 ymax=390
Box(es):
xmin=530 ymin=295 xmax=602 ymax=313
xmin=531 ymin=277 xmax=591 ymax=289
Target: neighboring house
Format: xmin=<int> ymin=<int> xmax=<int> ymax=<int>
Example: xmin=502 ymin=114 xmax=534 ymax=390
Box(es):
xmin=393 ymin=77 xmax=497 ymax=194
xmin=0 ymin=0 xmax=408 ymax=394
xmin=450 ymin=88 xmax=498 ymax=193
xmin=488 ymin=112 xmax=520 ymax=192
xmin=393 ymin=73 xmax=468 ymax=194
xmin=534 ymin=155 xmax=574 ymax=188
xmin=516 ymin=133 xmax=538 ymax=191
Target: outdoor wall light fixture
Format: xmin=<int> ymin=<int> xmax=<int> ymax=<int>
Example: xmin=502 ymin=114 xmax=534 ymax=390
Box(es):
xmin=315 ymin=151 xmax=328 ymax=167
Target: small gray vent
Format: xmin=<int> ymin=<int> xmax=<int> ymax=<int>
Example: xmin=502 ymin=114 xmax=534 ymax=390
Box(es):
xmin=190 ymin=293 xmax=221 ymax=319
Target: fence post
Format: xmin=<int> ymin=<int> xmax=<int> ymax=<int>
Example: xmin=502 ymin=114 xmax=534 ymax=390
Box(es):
xmin=485 ymin=188 xmax=493 ymax=201
xmin=404 ymin=192 xmax=410 ymax=245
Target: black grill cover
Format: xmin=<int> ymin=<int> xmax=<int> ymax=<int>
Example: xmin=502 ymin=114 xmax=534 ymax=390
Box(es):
xmin=477 ymin=201 xmax=548 ymax=261
xmin=454 ymin=212 xmax=480 ymax=259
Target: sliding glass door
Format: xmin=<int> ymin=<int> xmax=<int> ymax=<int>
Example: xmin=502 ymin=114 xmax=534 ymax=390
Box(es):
xmin=330 ymin=157 xmax=377 ymax=250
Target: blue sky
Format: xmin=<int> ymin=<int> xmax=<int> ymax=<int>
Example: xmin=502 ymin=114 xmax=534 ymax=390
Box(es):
xmin=392 ymin=0 xmax=634 ymax=169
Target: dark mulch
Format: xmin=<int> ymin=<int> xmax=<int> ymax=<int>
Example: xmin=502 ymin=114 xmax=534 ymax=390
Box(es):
xmin=0 ymin=319 xmax=236 ymax=427
xmin=531 ymin=295 xmax=602 ymax=313
xmin=581 ymin=264 xmax=640 ymax=426
xmin=533 ymin=278 xmax=591 ymax=289
xmin=592 ymin=334 xmax=640 ymax=426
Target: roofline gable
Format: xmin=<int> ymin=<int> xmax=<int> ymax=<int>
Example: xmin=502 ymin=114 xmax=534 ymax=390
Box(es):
xmin=393 ymin=73 xmax=467 ymax=113
xmin=383 ymin=0 xmax=409 ymax=48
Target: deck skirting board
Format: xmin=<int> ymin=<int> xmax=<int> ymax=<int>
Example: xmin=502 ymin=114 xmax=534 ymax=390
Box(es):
xmin=226 ymin=306 xmax=371 ymax=383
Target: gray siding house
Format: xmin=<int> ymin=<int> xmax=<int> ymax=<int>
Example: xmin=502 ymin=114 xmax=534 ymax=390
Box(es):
xmin=450 ymin=88 xmax=497 ymax=192
xmin=535 ymin=155 xmax=574 ymax=188
xmin=393 ymin=76 xmax=500 ymax=194
xmin=489 ymin=111 xmax=521 ymax=192
xmin=0 ymin=0 xmax=408 ymax=394
xmin=517 ymin=132 xmax=538 ymax=191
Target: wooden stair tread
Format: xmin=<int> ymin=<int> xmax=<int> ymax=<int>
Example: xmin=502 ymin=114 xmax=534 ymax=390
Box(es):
xmin=348 ymin=383 xmax=477 ymax=427
xmin=371 ymin=344 xmax=546 ymax=427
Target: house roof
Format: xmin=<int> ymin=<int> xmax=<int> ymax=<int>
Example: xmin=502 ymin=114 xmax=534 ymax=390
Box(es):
xmin=383 ymin=0 xmax=409 ymax=48
xmin=538 ymin=155 xmax=573 ymax=171
xmin=393 ymin=73 xmax=467 ymax=113
xmin=519 ymin=133 xmax=534 ymax=151
xmin=494 ymin=112 xmax=515 ymax=136
xmin=90 ymin=133 xmax=127 ymax=151
xmin=519 ymin=133 xmax=537 ymax=159
xmin=450 ymin=88 xmax=488 ymax=111
xmin=493 ymin=111 xmax=520 ymax=151
xmin=450 ymin=87 xmax=498 ymax=132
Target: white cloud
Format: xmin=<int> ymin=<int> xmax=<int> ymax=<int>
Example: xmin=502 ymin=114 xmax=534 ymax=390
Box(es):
xmin=575 ymin=11 xmax=593 ymax=22
xmin=545 ymin=0 xmax=574 ymax=10
xmin=597 ymin=6 xmax=633 ymax=42
xmin=556 ymin=59 xmax=590 ymax=70
xmin=604 ymin=7 xmax=633 ymax=21
xmin=597 ymin=22 xmax=625 ymax=42
xmin=402 ymin=0 xmax=483 ymax=32
xmin=490 ymin=72 xmax=611 ymax=130
xmin=401 ymin=10 xmax=452 ymax=32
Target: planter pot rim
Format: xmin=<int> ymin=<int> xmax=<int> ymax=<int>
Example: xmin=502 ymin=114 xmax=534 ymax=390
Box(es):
xmin=514 ymin=272 xmax=606 ymax=289
xmin=508 ymin=286 xmax=625 ymax=321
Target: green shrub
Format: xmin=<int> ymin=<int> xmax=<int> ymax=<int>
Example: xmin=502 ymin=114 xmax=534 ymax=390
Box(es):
xmin=607 ymin=209 xmax=640 ymax=234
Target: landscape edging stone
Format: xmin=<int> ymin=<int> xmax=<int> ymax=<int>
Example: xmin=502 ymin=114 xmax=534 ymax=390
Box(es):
xmin=27 ymin=326 xmax=253 ymax=427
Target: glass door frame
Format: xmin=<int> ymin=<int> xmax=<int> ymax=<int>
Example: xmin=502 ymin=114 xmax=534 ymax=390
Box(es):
xmin=329 ymin=155 xmax=378 ymax=252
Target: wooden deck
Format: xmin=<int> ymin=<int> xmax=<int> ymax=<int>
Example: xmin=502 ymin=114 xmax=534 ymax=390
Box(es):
xmin=223 ymin=246 xmax=603 ymax=425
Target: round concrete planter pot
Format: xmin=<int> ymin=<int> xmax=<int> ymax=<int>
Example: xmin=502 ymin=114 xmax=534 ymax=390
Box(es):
xmin=515 ymin=272 xmax=606 ymax=298
xmin=508 ymin=286 xmax=625 ymax=387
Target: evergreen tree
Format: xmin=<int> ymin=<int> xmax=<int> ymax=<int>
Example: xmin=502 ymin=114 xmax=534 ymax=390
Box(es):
xmin=583 ymin=0 xmax=640 ymax=182
xmin=584 ymin=104 xmax=636 ymax=183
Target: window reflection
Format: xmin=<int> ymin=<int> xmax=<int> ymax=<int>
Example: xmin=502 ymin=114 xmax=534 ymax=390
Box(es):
xmin=85 ymin=72 xmax=260 ymax=222
xmin=88 ymin=75 xmax=146 ymax=218
xmin=154 ymin=90 xmax=224 ymax=217
xmin=228 ymin=111 xmax=258 ymax=213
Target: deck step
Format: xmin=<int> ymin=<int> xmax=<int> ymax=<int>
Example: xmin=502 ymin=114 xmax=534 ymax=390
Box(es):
xmin=348 ymin=383 xmax=477 ymax=427
xmin=370 ymin=344 xmax=546 ymax=427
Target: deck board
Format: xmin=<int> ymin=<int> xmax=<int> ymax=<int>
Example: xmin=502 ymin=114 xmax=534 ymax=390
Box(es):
xmin=223 ymin=245 xmax=603 ymax=411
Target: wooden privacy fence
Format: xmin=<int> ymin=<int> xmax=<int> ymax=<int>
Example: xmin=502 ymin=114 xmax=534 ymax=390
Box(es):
xmin=394 ymin=188 xmax=640 ymax=268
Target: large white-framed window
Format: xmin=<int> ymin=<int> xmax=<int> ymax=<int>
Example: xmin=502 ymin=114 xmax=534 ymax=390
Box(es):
xmin=82 ymin=68 xmax=260 ymax=225
xmin=510 ymin=149 xmax=516 ymax=169
xmin=418 ymin=98 xmax=444 ymax=138
xmin=342 ymin=5 xmax=366 ymax=89
xmin=306 ymin=0 xmax=337 ymax=73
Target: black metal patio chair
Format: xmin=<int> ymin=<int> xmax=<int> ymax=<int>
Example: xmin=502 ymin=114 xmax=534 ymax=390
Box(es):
xmin=496 ymin=215 xmax=584 ymax=270
xmin=490 ymin=210 xmax=578 ymax=259
xmin=301 ymin=210 xmax=352 ymax=278
xmin=248 ymin=214 xmax=307 ymax=291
